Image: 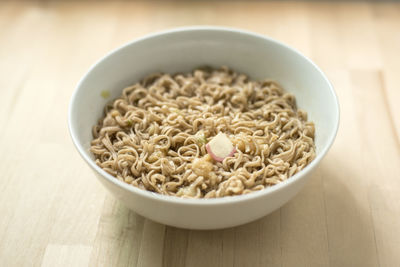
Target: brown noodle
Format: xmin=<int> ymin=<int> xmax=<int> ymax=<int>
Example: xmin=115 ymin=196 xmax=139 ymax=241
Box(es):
xmin=90 ymin=67 xmax=315 ymax=198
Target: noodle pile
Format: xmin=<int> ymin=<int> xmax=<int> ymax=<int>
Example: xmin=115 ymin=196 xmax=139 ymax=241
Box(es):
xmin=91 ymin=67 xmax=315 ymax=198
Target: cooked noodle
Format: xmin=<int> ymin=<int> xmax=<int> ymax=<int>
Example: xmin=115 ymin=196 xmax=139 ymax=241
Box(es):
xmin=91 ymin=67 xmax=316 ymax=198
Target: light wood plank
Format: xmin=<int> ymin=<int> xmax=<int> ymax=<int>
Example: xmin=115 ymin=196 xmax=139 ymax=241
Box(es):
xmin=350 ymin=70 xmax=400 ymax=267
xmin=136 ymin=220 xmax=165 ymax=267
xmin=308 ymin=3 xmax=346 ymax=70
xmin=1 ymin=1 xmax=400 ymax=267
xmin=338 ymin=2 xmax=383 ymax=69
xmin=373 ymin=3 xmax=400 ymax=142
xmin=319 ymin=70 xmax=380 ymax=267
xmin=280 ymin=170 xmax=330 ymax=267
xmin=233 ymin=211 xmax=282 ymax=266
xmin=89 ymin=198 xmax=145 ymax=267
xmin=41 ymin=244 xmax=92 ymax=267
xmin=162 ymin=227 xmax=190 ymax=267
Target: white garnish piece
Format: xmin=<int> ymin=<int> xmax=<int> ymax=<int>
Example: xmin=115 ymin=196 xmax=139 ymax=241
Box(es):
xmin=206 ymin=132 xmax=236 ymax=162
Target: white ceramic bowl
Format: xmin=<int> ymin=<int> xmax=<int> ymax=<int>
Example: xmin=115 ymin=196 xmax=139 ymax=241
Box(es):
xmin=68 ymin=26 xmax=339 ymax=230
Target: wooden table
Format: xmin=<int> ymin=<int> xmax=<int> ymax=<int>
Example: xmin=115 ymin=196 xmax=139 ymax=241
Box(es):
xmin=1 ymin=1 xmax=399 ymax=266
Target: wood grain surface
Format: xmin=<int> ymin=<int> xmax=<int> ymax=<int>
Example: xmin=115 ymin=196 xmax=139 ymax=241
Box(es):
xmin=1 ymin=1 xmax=399 ymax=266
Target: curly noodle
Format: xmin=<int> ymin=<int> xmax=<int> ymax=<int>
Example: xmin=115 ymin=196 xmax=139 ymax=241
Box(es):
xmin=91 ymin=67 xmax=315 ymax=198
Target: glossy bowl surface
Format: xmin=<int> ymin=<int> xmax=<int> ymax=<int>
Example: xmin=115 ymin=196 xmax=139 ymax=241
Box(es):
xmin=68 ymin=26 xmax=339 ymax=229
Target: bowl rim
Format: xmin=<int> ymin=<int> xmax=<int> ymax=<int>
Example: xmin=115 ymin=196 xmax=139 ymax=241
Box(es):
xmin=68 ymin=25 xmax=340 ymax=206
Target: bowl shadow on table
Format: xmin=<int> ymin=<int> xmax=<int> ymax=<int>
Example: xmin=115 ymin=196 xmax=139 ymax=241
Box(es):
xmin=105 ymin=156 xmax=375 ymax=266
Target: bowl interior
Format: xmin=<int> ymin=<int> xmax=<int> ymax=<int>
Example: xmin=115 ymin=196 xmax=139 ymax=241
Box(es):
xmin=70 ymin=27 xmax=338 ymax=179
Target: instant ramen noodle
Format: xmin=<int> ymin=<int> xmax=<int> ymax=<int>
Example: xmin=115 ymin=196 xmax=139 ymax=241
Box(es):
xmin=91 ymin=67 xmax=315 ymax=198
